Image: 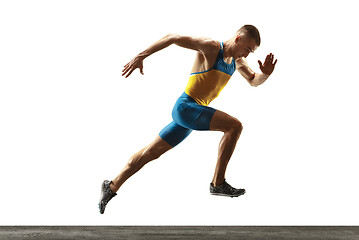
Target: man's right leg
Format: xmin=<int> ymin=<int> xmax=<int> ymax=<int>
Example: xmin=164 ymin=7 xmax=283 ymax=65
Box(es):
xmin=110 ymin=120 xmax=192 ymax=193
xmin=99 ymin=135 xmax=172 ymax=214
xmin=99 ymin=121 xmax=192 ymax=214
xmin=110 ymin=135 xmax=173 ymax=193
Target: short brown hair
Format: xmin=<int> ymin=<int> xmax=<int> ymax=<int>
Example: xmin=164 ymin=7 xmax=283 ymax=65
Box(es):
xmin=238 ymin=25 xmax=261 ymax=46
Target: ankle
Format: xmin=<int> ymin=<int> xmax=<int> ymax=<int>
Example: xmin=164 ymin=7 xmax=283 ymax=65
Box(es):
xmin=109 ymin=181 xmax=117 ymax=193
xmin=212 ymin=179 xmax=225 ymax=187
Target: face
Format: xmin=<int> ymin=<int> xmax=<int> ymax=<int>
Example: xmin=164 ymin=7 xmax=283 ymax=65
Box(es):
xmin=232 ymin=34 xmax=258 ymax=58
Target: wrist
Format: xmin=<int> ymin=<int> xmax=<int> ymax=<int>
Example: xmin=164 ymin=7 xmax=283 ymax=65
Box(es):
xmin=253 ymin=72 xmax=269 ymax=80
xmin=260 ymin=72 xmax=270 ymax=78
xmin=138 ymin=51 xmax=149 ymax=59
xmin=251 ymin=72 xmax=270 ymax=87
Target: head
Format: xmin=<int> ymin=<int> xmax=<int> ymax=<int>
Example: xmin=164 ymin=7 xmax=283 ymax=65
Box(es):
xmin=232 ymin=25 xmax=261 ymax=58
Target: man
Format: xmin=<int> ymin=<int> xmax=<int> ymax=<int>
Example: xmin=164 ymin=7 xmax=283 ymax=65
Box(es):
xmin=99 ymin=25 xmax=277 ymax=214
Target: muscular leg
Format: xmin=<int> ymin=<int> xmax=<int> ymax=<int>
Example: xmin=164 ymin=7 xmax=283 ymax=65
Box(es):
xmin=110 ymin=135 xmax=172 ymax=193
xmin=209 ymin=110 xmax=243 ymax=187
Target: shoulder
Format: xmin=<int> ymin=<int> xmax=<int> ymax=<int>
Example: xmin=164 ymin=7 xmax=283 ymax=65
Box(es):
xmin=201 ymin=38 xmax=220 ymax=53
xmin=170 ymin=34 xmax=219 ymax=55
xmin=199 ymin=37 xmax=220 ymax=47
xmin=195 ymin=38 xmax=220 ymax=59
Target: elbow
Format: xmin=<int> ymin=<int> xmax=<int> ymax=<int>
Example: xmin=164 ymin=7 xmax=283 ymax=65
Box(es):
xmin=166 ymin=33 xmax=179 ymax=44
xmin=249 ymin=80 xmax=259 ymax=87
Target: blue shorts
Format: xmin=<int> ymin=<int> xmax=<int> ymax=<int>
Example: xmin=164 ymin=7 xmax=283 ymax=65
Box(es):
xmin=159 ymin=92 xmax=217 ymax=147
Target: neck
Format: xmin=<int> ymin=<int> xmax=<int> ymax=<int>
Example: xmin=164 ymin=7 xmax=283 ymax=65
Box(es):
xmin=222 ymin=39 xmax=234 ymax=58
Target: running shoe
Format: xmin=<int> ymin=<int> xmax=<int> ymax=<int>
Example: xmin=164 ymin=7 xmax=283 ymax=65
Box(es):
xmin=210 ymin=180 xmax=245 ymax=197
xmin=99 ymin=180 xmax=117 ymax=214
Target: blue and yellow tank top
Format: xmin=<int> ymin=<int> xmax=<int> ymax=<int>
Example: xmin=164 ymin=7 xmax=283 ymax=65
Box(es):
xmin=184 ymin=42 xmax=236 ymax=106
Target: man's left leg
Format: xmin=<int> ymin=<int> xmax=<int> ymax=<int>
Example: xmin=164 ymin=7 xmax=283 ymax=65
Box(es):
xmin=170 ymin=93 xmax=245 ymax=197
xmin=208 ymin=109 xmax=245 ymax=197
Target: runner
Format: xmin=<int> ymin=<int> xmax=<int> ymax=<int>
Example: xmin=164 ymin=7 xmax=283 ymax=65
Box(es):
xmin=99 ymin=25 xmax=277 ymax=214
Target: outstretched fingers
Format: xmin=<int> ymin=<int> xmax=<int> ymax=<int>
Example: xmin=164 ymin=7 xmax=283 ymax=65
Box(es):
xmin=258 ymin=60 xmax=263 ymax=68
xmin=265 ymin=53 xmax=271 ymax=63
xmin=122 ymin=63 xmax=130 ymax=74
xmin=122 ymin=66 xmax=135 ymax=78
xmin=265 ymin=53 xmax=274 ymax=63
xmin=122 ymin=65 xmax=128 ymax=75
xmin=123 ymin=62 xmax=130 ymax=69
xmin=264 ymin=53 xmax=278 ymax=65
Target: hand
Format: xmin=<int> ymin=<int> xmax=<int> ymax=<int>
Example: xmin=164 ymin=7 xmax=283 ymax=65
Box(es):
xmin=258 ymin=53 xmax=277 ymax=76
xmin=122 ymin=55 xmax=144 ymax=78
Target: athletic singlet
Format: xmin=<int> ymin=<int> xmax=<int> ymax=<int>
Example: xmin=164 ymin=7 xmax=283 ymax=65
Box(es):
xmin=184 ymin=42 xmax=236 ymax=106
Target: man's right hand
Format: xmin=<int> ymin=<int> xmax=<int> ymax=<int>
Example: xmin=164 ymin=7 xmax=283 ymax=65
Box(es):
xmin=122 ymin=55 xmax=144 ymax=78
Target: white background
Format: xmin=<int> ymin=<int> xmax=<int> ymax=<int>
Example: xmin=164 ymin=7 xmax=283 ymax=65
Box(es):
xmin=1 ymin=0 xmax=358 ymax=225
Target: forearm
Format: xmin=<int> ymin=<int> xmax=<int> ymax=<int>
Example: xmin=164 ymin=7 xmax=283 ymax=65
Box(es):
xmin=237 ymin=64 xmax=270 ymax=87
xmin=238 ymin=53 xmax=277 ymax=87
xmin=138 ymin=34 xmax=176 ymax=59
xmin=249 ymin=72 xmax=270 ymax=87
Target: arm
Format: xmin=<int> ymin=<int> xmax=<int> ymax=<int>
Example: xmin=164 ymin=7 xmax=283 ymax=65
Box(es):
xmin=122 ymin=34 xmax=218 ymax=78
xmin=236 ymin=53 xmax=277 ymax=87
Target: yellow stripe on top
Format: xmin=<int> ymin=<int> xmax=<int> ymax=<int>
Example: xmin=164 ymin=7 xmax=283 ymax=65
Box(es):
xmin=185 ymin=69 xmax=232 ymax=106
xmin=184 ymin=42 xmax=236 ymax=106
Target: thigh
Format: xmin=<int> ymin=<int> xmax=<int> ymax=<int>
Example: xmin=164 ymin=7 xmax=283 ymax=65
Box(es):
xmin=159 ymin=121 xmax=192 ymax=148
xmin=172 ymin=99 xmax=217 ymax=131
xmin=209 ymin=109 xmax=242 ymax=132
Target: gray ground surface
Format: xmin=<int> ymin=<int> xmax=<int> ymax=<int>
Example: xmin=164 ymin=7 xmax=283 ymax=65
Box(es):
xmin=1 ymin=226 xmax=358 ymax=240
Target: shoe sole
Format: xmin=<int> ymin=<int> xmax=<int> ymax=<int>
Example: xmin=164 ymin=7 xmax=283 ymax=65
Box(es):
xmin=210 ymin=191 xmax=245 ymax=198
xmin=99 ymin=181 xmax=107 ymax=214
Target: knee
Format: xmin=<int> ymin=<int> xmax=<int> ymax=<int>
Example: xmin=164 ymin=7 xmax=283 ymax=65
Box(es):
xmin=229 ymin=118 xmax=243 ymax=135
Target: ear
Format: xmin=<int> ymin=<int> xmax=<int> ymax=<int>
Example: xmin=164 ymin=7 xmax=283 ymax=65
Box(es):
xmin=235 ymin=35 xmax=241 ymax=42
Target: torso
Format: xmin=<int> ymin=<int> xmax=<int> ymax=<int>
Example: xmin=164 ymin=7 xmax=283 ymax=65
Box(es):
xmin=185 ymin=41 xmax=236 ymax=106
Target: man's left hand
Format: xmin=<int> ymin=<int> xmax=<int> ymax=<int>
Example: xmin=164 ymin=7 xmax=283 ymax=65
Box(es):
xmin=258 ymin=53 xmax=277 ymax=76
